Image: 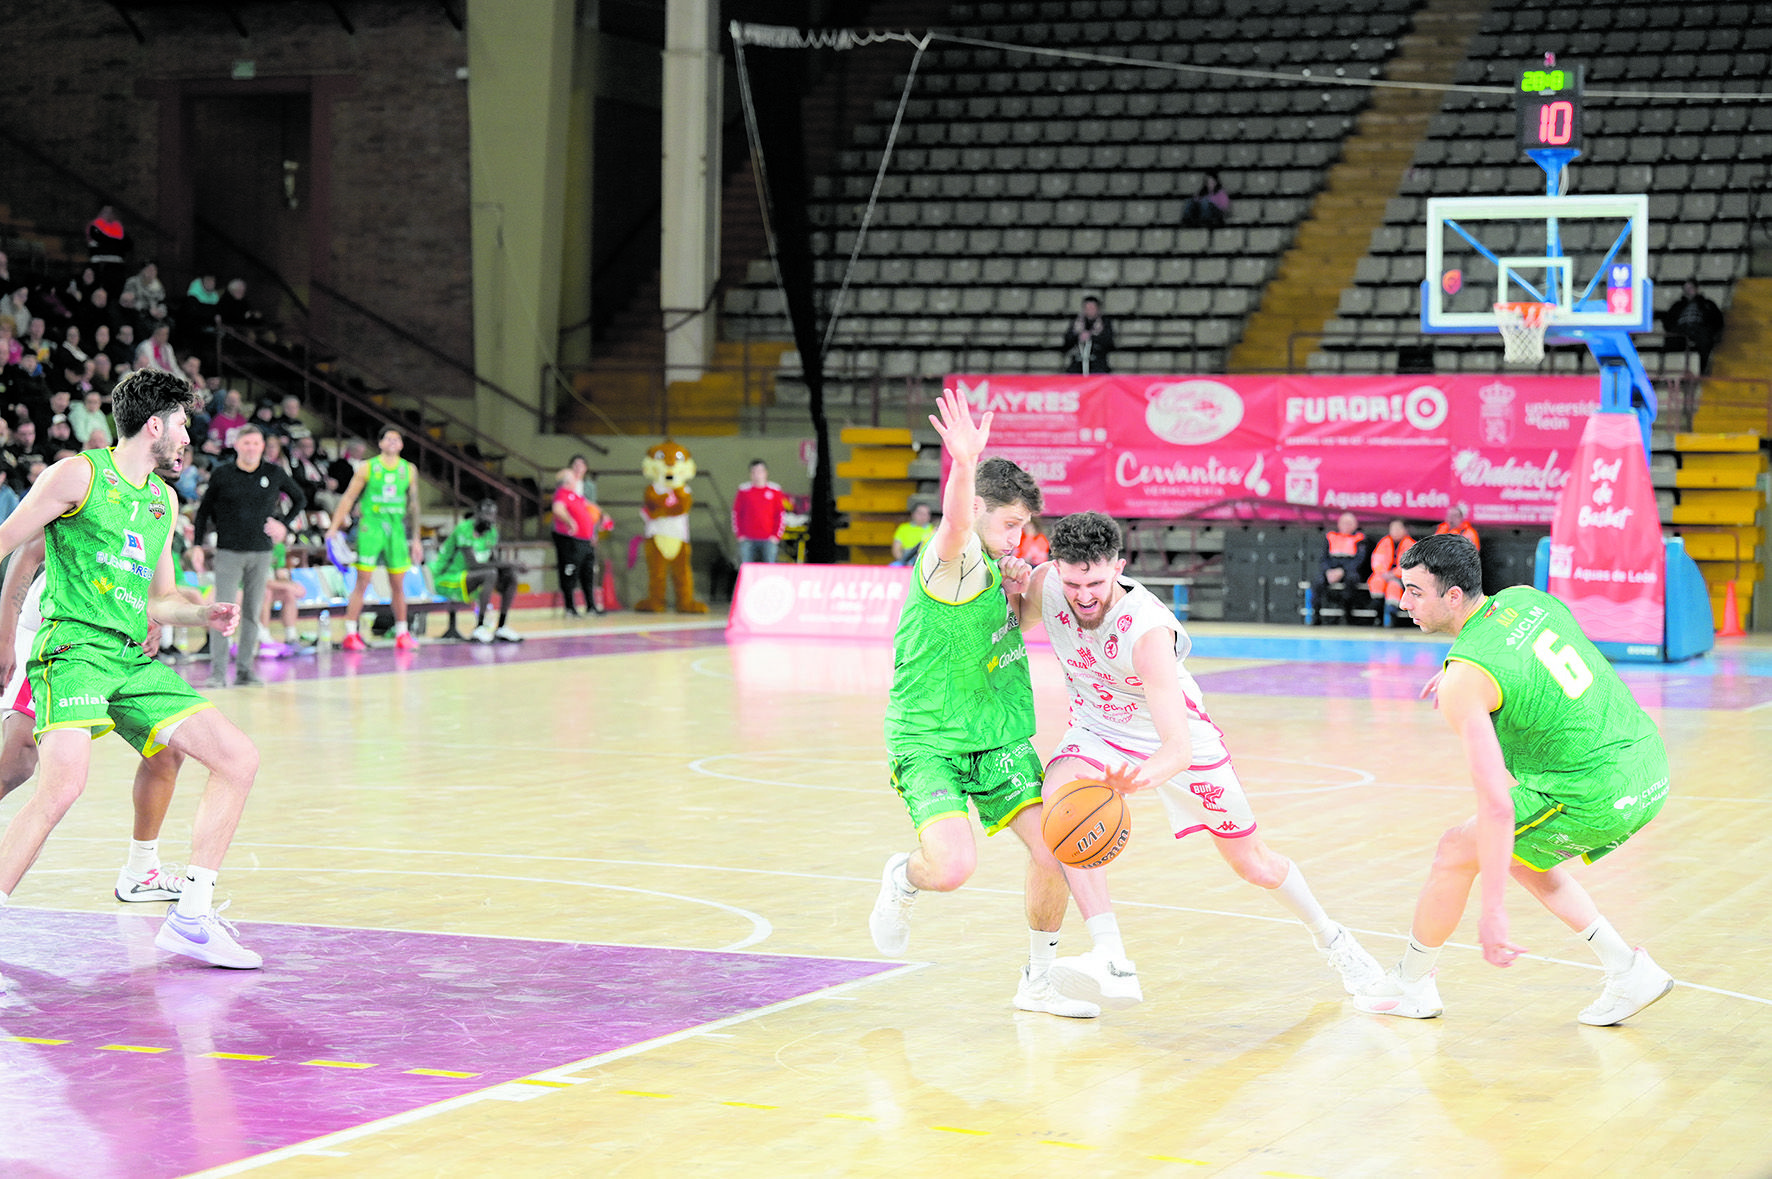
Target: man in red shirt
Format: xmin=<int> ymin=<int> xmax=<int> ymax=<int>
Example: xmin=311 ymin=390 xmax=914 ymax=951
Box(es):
xmin=551 ymin=469 xmax=603 ymax=615
xmin=732 ymin=459 xmax=787 ymax=564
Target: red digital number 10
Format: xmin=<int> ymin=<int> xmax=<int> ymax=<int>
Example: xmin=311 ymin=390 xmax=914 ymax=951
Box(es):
xmin=1538 ymin=100 xmax=1575 ymax=145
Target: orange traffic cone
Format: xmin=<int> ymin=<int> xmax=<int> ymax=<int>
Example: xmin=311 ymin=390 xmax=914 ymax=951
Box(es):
xmin=1719 ymin=580 xmax=1748 ymax=638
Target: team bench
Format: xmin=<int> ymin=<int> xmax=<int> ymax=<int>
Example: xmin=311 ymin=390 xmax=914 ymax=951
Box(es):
xmin=283 ymin=565 xmax=472 ymax=634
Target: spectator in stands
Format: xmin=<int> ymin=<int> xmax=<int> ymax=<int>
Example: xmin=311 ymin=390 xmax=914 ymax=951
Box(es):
xmin=1434 ymin=505 xmax=1479 ymax=551
xmin=1181 ymin=172 xmax=1231 ymax=228
xmin=0 ymin=252 xmax=9 ymax=289
xmin=273 ymin=394 xmax=311 ymax=445
xmin=0 ymin=419 xmax=15 ymax=490
xmin=6 ymin=420 xmax=43 ymax=493
xmin=54 ymin=325 xmax=88 ymax=385
xmin=1310 ymin=511 xmax=1369 ymax=625
xmin=1664 ymin=281 xmax=1725 ymax=374
xmin=89 ymin=350 xmax=117 ymax=399
xmin=4 ymin=354 xmax=52 ymax=431
xmin=45 ymin=413 xmax=75 ymax=456
xmin=21 ymin=318 xmax=50 ymax=366
xmin=112 ymin=288 xmax=148 ymax=340
xmin=78 ymin=286 xmax=111 ymax=341
xmin=66 ymin=265 xmax=99 ymax=312
xmin=732 ymin=459 xmax=787 ymax=564
xmin=135 ymin=322 xmax=178 ymax=374
xmin=0 ymin=287 xmax=29 ymax=339
xmin=550 ymin=468 xmax=603 ymax=616
xmin=0 ymin=321 xmax=17 ymax=367
xmin=433 ymin=498 xmax=525 ymax=644
xmin=194 ymin=423 xmax=307 ymax=686
xmin=890 ymin=503 xmax=935 ymax=566
xmin=568 ymin=453 xmax=596 ymax=503
xmin=326 ymin=438 xmax=367 ymax=502
xmin=204 ymin=388 xmax=248 ymax=455
xmin=288 ymin=434 xmax=329 ymax=516
xmin=1061 ymin=295 xmax=1114 ymax=374
xmin=1366 ymin=518 xmax=1415 ymax=618
xmin=179 ymin=273 xmax=221 ymax=351
xmin=124 ymin=262 xmax=167 ymax=319
xmin=107 ymin=322 xmax=136 ymax=368
xmin=218 ymin=278 xmax=264 ymax=335
xmin=86 ymin=205 xmax=131 ymax=293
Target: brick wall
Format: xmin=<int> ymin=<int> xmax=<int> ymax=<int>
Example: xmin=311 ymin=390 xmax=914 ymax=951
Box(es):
xmin=1 ymin=1 xmax=473 ymax=400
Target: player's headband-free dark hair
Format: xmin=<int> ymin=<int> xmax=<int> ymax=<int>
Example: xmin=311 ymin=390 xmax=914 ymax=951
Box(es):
xmin=109 ymin=367 xmax=194 ymax=439
xmin=1398 ymin=532 xmax=1483 ymax=596
xmin=975 ymin=456 xmax=1043 ymax=514
xmin=1049 ymin=512 xmax=1123 ymax=565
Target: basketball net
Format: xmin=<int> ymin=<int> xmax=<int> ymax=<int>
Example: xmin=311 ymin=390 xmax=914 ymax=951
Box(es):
xmin=1494 ymin=301 xmax=1557 ymax=365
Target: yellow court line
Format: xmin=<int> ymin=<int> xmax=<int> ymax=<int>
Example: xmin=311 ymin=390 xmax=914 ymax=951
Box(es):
xmin=721 ymin=1101 xmax=778 ymax=1109
xmin=406 ymin=1068 xmax=481 ymax=1078
xmin=932 ymin=1126 xmax=990 ymax=1136
xmin=203 ymin=1052 xmax=273 ymax=1061
xmin=98 ymin=1044 xmax=167 ymax=1054
xmin=302 ymin=1059 xmax=376 ymax=1069
xmin=3 ymin=1036 xmax=69 ymax=1045
xmin=513 ymin=1078 xmax=572 ymax=1088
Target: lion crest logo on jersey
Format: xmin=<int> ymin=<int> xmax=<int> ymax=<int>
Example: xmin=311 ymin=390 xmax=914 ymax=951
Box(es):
xmin=1190 ymin=780 xmax=1228 ymax=813
xmin=1104 ymin=634 xmax=1119 ymax=659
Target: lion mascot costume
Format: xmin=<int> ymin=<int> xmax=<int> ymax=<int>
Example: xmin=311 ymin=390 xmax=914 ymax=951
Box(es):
xmin=635 ymin=439 xmax=708 ymax=613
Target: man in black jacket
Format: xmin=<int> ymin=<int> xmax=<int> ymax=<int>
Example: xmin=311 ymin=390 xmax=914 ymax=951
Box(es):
xmin=1061 ymin=295 xmax=1115 ymax=374
xmin=193 ymin=424 xmax=307 ymax=686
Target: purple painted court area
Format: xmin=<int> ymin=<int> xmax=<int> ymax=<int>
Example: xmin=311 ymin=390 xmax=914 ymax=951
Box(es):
xmin=0 ymin=910 xmax=892 ymax=1178
xmin=1193 ymin=659 xmax=1772 ymax=710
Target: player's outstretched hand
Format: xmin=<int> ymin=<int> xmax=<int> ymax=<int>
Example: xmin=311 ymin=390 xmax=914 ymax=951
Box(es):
xmin=141 ymin=622 xmax=163 ymax=659
xmin=204 ymin=601 xmax=242 ymax=638
xmin=1101 ymin=763 xmax=1150 ymax=795
xmin=929 ymin=388 xmax=991 ymax=464
xmin=1419 ymin=669 xmax=1444 ymax=705
xmin=1479 ymin=910 xmax=1526 ymax=967
xmin=998 ymin=555 xmax=1033 ymax=595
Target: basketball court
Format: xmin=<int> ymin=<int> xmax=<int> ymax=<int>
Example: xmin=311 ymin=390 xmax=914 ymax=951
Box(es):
xmin=1 ymin=614 xmax=1768 ymax=1177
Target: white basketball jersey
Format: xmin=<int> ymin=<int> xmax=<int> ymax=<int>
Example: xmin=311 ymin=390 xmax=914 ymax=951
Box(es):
xmin=19 ymin=573 xmax=43 ymax=634
xmin=1040 ymin=571 xmax=1222 ymax=750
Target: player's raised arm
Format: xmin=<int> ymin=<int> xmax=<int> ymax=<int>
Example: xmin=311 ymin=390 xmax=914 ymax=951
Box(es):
xmin=927 ymin=389 xmax=992 ymax=563
xmin=1437 ymin=659 xmax=1526 ymax=968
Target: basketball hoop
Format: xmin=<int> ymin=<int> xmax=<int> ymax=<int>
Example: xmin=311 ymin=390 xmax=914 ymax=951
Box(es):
xmin=1494 ymin=301 xmax=1557 ymax=365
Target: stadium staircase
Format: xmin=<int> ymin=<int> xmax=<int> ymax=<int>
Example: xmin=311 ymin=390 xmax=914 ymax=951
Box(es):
xmin=1228 ymin=0 xmax=1489 ymax=372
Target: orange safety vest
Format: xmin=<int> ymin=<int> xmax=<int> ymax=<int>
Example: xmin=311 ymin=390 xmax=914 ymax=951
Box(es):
xmin=1434 ymin=521 xmax=1480 ymax=550
xmin=1325 ymin=529 xmax=1365 ymax=559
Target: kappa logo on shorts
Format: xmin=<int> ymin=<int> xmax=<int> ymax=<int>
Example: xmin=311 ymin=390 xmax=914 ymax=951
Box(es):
xmin=1190 ymin=780 xmax=1228 ymax=813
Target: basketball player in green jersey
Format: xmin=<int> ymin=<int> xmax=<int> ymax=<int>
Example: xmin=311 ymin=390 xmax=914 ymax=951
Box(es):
xmin=1354 ymin=533 xmax=1674 ymax=1026
xmin=869 ymin=389 xmax=1097 ymax=1018
xmin=0 ymin=368 xmax=264 ymax=979
xmin=325 ymin=425 xmax=422 ymax=651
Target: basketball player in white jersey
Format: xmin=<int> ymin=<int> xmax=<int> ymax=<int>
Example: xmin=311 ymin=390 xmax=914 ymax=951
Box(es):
xmin=1016 ymin=512 xmax=1384 ymax=1008
xmin=0 ymin=534 xmax=188 ymax=903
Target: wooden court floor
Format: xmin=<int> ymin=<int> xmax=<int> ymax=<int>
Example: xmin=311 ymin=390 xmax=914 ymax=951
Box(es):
xmin=2 ymin=617 xmax=1770 ymax=1178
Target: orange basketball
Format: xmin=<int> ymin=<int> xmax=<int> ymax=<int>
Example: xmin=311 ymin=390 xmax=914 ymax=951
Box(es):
xmin=1041 ymin=778 xmax=1131 ymax=869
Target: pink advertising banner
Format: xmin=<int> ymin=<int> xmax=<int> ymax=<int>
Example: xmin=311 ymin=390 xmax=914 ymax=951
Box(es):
xmin=946 ymin=373 xmax=1599 ymax=524
xmin=1547 ymin=413 xmax=1666 ymax=647
xmin=726 ymin=563 xmax=912 ymax=640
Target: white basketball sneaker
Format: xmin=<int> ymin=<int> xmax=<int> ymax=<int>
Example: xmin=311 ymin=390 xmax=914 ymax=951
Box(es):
xmin=868 ymin=852 xmax=916 ymax=956
xmin=115 ymin=865 xmax=186 ymax=903
xmin=1579 ymin=948 xmax=1674 ymax=1026
xmin=1014 ymin=966 xmax=1101 ymax=1019
xmin=1352 ymin=966 xmax=1444 ymax=1019
xmin=472 ymin=625 xmax=495 ymax=644
xmin=1048 ymin=948 xmax=1143 ymax=1009
xmin=154 ymin=902 xmax=263 ymax=970
xmin=1321 ymin=925 xmax=1386 ymax=996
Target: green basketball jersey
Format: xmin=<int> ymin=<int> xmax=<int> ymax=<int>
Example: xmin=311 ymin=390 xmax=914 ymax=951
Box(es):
xmin=884 ymin=545 xmax=1033 ymax=753
xmin=41 ymin=449 xmax=174 ymax=644
xmin=432 ymin=519 xmax=497 ymax=581
xmin=361 ymin=457 xmax=413 ymax=517
xmin=1445 ymin=585 xmax=1662 ymax=796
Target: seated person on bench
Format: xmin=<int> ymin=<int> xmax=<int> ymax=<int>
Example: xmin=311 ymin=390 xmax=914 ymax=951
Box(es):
xmin=432 ymin=499 xmax=526 ymax=644
xmin=1311 ymin=512 xmax=1370 ymax=625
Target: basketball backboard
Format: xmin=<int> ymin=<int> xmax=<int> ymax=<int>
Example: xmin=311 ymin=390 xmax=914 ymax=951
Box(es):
xmin=1420 ymin=194 xmax=1652 ymax=336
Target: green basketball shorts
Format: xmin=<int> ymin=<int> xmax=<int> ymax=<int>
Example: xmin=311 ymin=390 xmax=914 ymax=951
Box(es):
xmin=354 ymin=514 xmax=411 ymax=573
xmin=1511 ymin=738 xmax=1671 ymax=871
xmin=887 ymin=739 xmax=1044 ymax=836
xmin=29 ymin=619 xmax=213 ymax=755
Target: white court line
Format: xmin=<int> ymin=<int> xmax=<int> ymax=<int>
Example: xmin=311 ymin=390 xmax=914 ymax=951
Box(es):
xmin=183 ymin=963 xmax=926 ymax=1178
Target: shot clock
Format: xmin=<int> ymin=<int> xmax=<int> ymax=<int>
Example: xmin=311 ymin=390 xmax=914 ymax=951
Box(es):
xmin=1516 ymin=62 xmax=1584 ymax=154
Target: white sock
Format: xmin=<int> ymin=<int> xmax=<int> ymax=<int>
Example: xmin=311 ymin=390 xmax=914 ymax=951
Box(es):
xmin=1581 ymin=917 xmax=1636 ymax=974
xmin=0 ymin=890 xmax=8 ymax=905
xmin=1400 ymin=936 xmax=1440 ymax=983
xmin=284 ymin=623 xmax=301 ymax=641
xmin=393 ymin=620 xmax=409 ymax=636
xmin=891 ymin=858 xmax=916 ymax=895
xmin=125 ymin=840 xmax=159 ymax=876
xmin=1084 ymin=912 xmax=1126 ymax=960
xmin=1269 ymin=861 xmax=1339 ymax=946
xmin=177 ymin=865 xmax=219 ymax=917
xmin=1029 ymin=929 xmax=1061 ymax=973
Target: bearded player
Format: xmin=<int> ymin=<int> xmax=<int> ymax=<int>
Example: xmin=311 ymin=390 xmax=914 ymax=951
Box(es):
xmin=1018 ymin=512 xmax=1384 ymax=1009
xmin=0 ymin=368 xmax=263 ymax=985
xmin=1353 ymin=534 xmax=1673 ymax=1025
xmin=868 ymin=390 xmax=1097 ymax=1018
